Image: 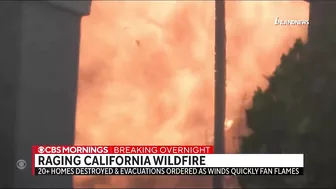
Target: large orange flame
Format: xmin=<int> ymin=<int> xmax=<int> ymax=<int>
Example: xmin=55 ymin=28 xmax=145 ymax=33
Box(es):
xmin=75 ymin=1 xmax=309 ymax=188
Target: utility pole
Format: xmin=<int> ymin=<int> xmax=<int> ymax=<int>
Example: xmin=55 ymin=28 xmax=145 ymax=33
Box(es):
xmin=213 ymin=0 xmax=226 ymax=189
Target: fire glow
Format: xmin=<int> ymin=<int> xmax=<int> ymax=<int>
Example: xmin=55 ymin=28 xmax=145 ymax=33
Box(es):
xmin=75 ymin=1 xmax=309 ymax=188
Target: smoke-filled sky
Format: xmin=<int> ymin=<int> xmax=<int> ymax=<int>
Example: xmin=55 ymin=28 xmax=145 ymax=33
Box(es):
xmin=75 ymin=1 xmax=309 ymax=188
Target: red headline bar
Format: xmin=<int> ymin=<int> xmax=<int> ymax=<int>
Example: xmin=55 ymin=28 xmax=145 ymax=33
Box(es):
xmin=32 ymin=145 xmax=214 ymax=154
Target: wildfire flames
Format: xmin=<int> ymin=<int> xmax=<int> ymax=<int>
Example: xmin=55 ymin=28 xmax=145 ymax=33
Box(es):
xmin=75 ymin=1 xmax=309 ymax=188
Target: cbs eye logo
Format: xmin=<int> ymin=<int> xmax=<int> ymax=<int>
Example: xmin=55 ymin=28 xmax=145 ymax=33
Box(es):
xmin=38 ymin=146 xmax=44 ymax=153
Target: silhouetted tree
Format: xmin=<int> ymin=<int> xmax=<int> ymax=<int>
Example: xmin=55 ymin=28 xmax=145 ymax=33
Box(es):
xmin=238 ymin=38 xmax=336 ymax=188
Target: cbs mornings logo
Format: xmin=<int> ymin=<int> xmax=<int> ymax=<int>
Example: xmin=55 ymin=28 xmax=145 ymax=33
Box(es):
xmin=36 ymin=146 xmax=60 ymax=153
xmin=36 ymin=145 xmax=109 ymax=153
xmin=38 ymin=146 xmax=45 ymax=153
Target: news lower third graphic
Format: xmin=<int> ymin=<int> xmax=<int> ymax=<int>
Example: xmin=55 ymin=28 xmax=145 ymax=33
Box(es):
xmin=34 ymin=167 xmax=304 ymax=176
xmin=31 ymin=145 xmax=305 ymax=176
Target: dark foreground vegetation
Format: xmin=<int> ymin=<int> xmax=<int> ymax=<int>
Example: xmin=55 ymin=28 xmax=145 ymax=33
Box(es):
xmin=238 ymin=38 xmax=336 ymax=188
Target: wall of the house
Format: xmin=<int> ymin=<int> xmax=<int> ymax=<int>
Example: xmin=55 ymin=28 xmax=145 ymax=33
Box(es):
xmin=0 ymin=1 xmax=90 ymax=188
